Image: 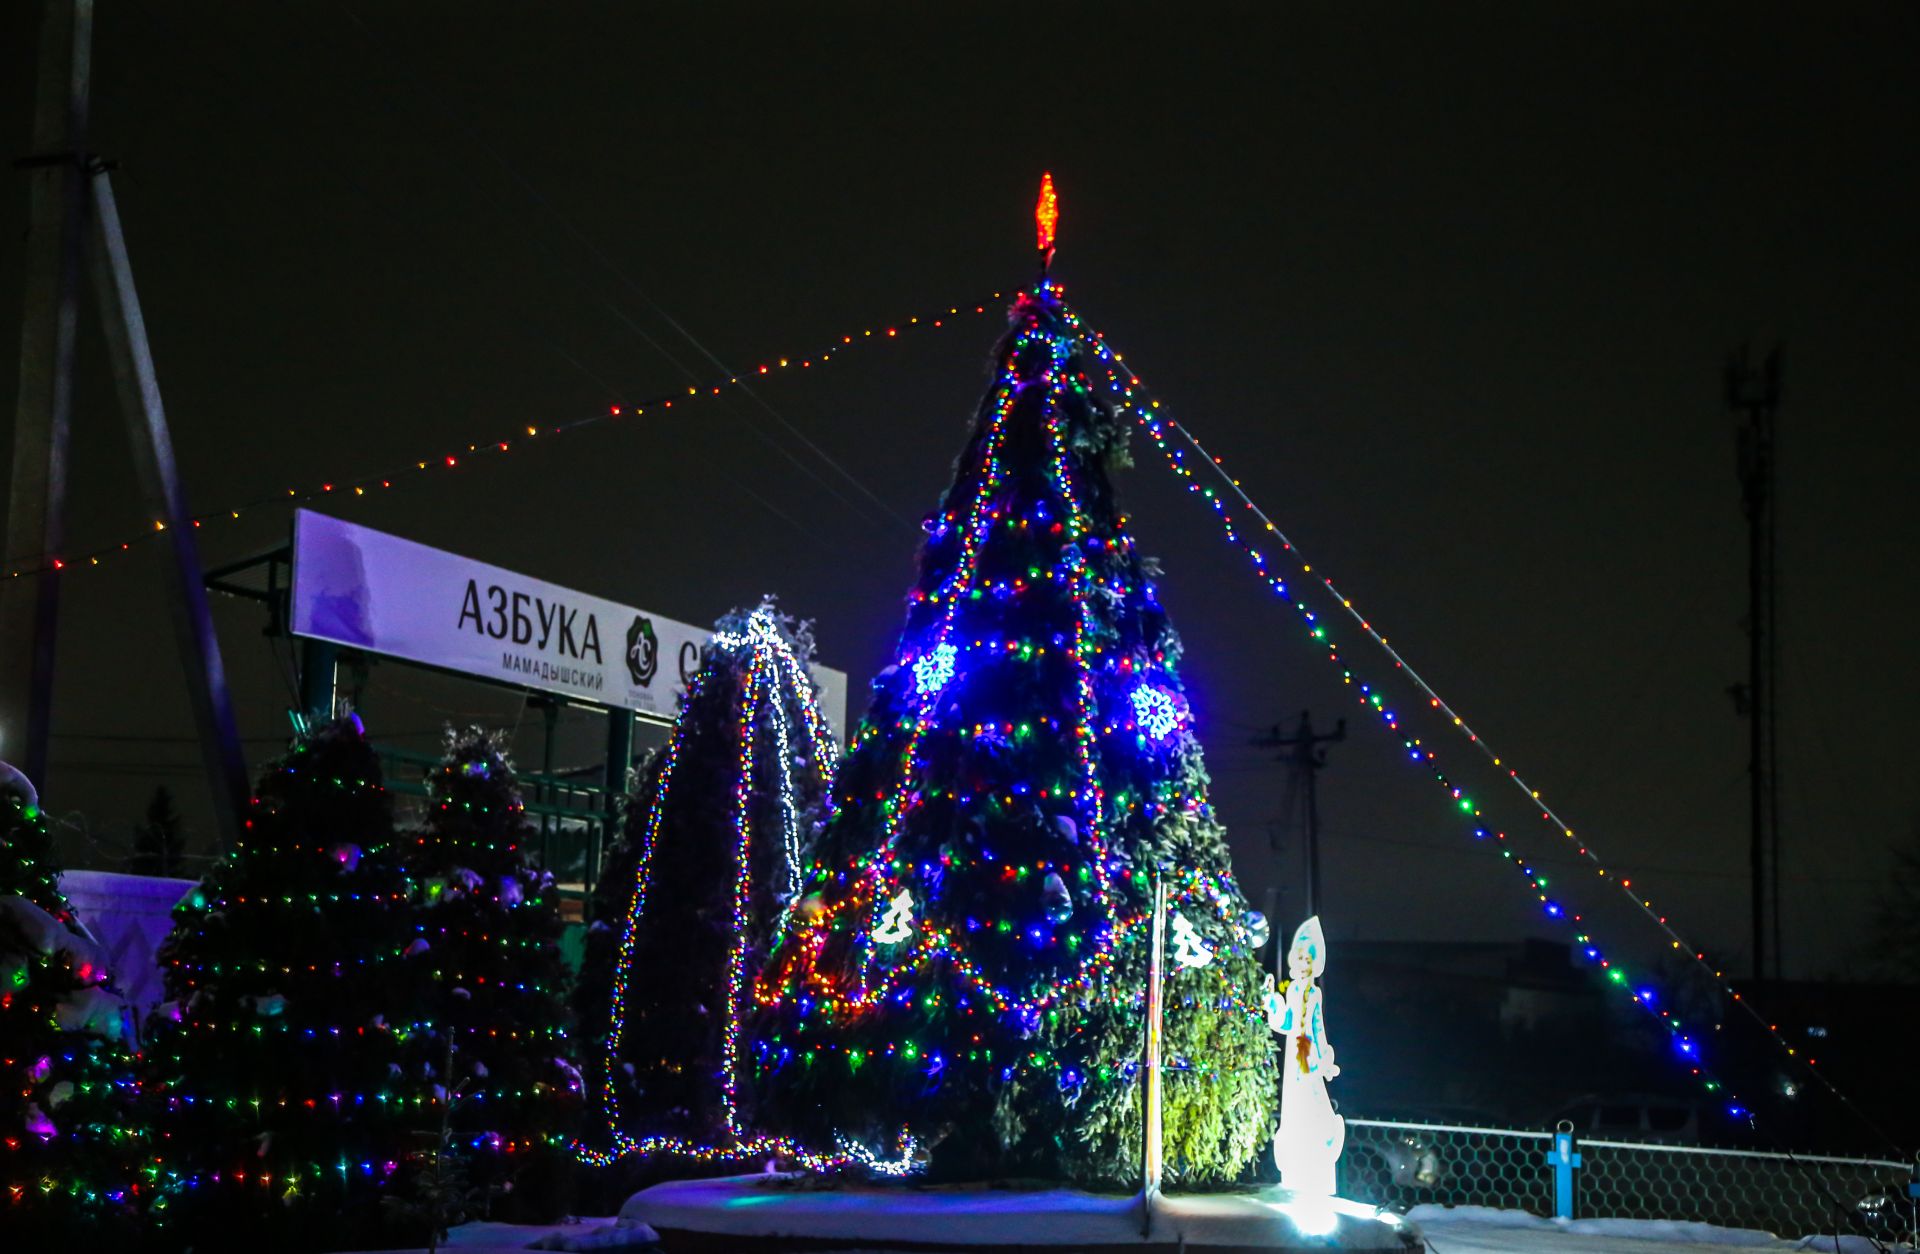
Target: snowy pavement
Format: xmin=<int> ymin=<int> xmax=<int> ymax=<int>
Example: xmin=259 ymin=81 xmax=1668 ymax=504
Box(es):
xmin=1409 ymin=1205 xmax=1901 ymax=1254
xmin=344 ymin=1202 xmax=1910 ymax=1254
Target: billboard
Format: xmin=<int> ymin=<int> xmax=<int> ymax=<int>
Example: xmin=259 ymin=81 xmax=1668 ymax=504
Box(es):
xmin=289 ymin=510 xmax=848 ymax=733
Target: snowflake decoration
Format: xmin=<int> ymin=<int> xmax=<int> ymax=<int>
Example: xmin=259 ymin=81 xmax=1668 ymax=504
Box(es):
xmin=1129 ymin=682 xmax=1184 ymax=742
xmin=912 ymin=643 xmax=958 ymax=697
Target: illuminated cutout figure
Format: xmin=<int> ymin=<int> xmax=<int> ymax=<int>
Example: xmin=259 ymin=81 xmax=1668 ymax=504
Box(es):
xmin=872 ymin=889 xmax=917 ymax=944
xmin=1267 ymin=916 xmax=1343 ymax=1195
xmin=1169 ymin=912 xmax=1213 ymax=968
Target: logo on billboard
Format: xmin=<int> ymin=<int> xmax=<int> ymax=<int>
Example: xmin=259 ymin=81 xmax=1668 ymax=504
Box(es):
xmin=626 ymin=615 xmax=659 ymax=687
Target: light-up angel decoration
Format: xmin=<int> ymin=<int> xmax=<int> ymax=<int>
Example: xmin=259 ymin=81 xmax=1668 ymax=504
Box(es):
xmin=1267 ymin=915 xmax=1344 ymax=1196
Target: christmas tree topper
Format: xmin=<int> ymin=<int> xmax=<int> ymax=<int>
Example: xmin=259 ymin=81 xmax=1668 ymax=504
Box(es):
xmin=1036 ymin=173 xmax=1059 ymax=273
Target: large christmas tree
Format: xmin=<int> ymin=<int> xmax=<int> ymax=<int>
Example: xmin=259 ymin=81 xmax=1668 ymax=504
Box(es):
xmin=595 ymin=604 xmax=837 ymax=1156
xmin=146 ymin=718 xmax=419 ymax=1248
xmin=750 ymin=182 xmax=1275 ymax=1184
xmin=402 ymin=727 xmax=579 ymax=1219
xmin=0 ymin=776 xmax=146 ymax=1239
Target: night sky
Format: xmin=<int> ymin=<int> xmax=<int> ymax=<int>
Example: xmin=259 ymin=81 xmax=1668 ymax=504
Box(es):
xmin=1 ymin=2 xmax=1914 ymax=981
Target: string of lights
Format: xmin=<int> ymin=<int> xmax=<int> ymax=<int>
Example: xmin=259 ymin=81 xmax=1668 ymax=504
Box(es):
xmin=750 ymin=274 xmax=1274 ymax=1158
xmin=1 ymin=294 xmax=1004 ymax=583
xmin=1073 ymin=315 xmax=1891 ymax=1147
xmin=588 ymin=608 xmax=846 ymax=1167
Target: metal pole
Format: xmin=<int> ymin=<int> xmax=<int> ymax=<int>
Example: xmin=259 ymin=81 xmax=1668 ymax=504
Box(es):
xmin=1 ymin=0 xmax=92 ymax=784
xmin=1304 ymin=738 xmax=1323 ymax=920
xmin=599 ymin=706 xmax=633 ymax=914
xmin=1141 ymin=872 xmax=1166 ymax=1233
xmin=298 ymin=636 xmax=338 ymax=724
xmin=1253 ymin=712 xmax=1344 ymax=923
xmin=1730 ymin=347 xmax=1781 ymax=981
xmin=86 ymin=169 xmax=249 ymax=850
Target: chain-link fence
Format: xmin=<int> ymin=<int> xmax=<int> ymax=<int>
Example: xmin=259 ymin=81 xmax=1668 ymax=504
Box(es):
xmin=1341 ymin=1117 xmax=1917 ymax=1247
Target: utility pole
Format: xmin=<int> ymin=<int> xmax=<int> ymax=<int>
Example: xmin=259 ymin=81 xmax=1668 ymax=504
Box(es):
xmin=1 ymin=0 xmax=90 ymax=785
xmin=1253 ymin=711 xmax=1345 ymax=924
xmin=1727 ymin=345 xmax=1783 ymax=983
xmin=2 ymin=0 xmax=248 ymax=848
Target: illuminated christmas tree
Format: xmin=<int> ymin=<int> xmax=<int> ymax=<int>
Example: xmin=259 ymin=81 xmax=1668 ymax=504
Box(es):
xmin=750 ymin=179 xmax=1275 ymax=1184
xmin=591 ymin=603 xmax=836 ymax=1159
xmin=146 ymin=719 xmax=419 ymax=1248
xmin=402 ymin=728 xmax=580 ymax=1220
xmin=572 ymin=747 xmax=661 ymax=1137
xmin=0 ymin=778 xmax=146 ymax=1240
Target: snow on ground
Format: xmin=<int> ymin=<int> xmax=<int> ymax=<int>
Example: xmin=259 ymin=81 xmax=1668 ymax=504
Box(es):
xmin=1409 ymin=1204 xmax=1904 ymax=1254
xmin=349 ymin=1215 xmax=659 ymax=1254
xmin=621 ymin=1173 xmax=1411 ymax=1248
xmin=338 ymin=1200 xmax=1909 ymax=1254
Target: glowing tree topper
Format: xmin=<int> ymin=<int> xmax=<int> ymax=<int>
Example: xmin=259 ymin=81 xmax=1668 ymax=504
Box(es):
xmin=1267 ymin=915 xmax=1344 ymax=1196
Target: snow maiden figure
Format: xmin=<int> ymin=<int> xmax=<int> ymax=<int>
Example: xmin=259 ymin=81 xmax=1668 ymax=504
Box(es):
xmin=1268 ymin=915 xmax=1344 ymax=1195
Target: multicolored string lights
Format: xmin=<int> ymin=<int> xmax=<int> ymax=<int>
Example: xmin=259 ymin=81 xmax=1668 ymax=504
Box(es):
xmin=585 ymin=608 xmax=842 ymax=1167
xmin=1072 ymin=313 xmax=1888 ymax=1146
xmin=1 ymin=295 xmax=1003 ymax=583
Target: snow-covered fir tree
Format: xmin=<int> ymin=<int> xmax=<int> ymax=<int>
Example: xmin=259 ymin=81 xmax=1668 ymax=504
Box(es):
xmin=145 ymin=719 xmax=419 ymax=1249
xmin=0 ymin=774 xmax=146 ymax=1241
xmin=402 ymin=727 xmax=580 ymax=1220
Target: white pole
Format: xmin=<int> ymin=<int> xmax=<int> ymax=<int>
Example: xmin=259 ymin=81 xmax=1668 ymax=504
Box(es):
xmin=1141 ymin=872 xmax=1167 ymax=1234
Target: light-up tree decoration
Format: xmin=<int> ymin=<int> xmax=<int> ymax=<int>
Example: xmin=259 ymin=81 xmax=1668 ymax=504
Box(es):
xmin=749 ymin=178 xmax=1275 ymax=1185
xmin=592 ymin=604 xmax=837 ymax=1159
xmin=1267 ymin=916 xmax=1343 ymax=1196
xmin=403 ymin=728 xmax=580 ymax=1219
xmin=0 ymin=780 xmax=146 ymax=1242
xmin=147 ymin=719 xmax=419 ymax=1249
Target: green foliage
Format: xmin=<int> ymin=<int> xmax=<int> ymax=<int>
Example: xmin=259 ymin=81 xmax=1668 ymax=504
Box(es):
xmin=128 ymin=784 xmax=188 ymax=877
xmin=0 ymin=785 xmax=148 ymax=1242
xmin=145 ymin=719 xmax=418 ymax=1250
xmin=403 ymin=727 xmax=580 ymax=1220
xmin=381 ymin=1033 xmax=486 ymax=1253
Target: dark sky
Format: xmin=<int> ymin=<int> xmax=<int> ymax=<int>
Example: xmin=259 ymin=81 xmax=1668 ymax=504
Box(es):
xmin=2 ymin=1 xmax=1915 ymax=981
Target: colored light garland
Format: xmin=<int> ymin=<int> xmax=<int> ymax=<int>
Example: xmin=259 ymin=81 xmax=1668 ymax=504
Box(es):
xmin=590 ymin=608 xmax=840 ymax=1164
xmin=750 ymin=277 xmax=1274 ymax=1136
xmin=1 ymin=294 xmax=1004 ymax=582
xmin=1068 ymin=314 xmax=1882 ymax=1142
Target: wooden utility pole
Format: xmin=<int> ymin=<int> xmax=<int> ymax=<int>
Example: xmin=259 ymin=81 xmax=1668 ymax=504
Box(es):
xmin=1728 ymin=346 xmax=1783 ymax=982
xmin=3 ymin=0 xmax=248 ymax=847
xmin=1253 ymin=711 xmax=1346 ymax=922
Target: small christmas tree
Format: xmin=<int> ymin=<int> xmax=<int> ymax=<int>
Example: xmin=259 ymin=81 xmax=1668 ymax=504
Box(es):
xmin=594 ymin=603 xmax=837 ymax=1155
xmin=128 ymin=784 xmax=188 ymax=877
xmin=403 ymin=727 xmax=579 ymax=1220
xmin=145 ymin=718 xmax=419 ymax=1249
xmin=751 ymin=181 xmax=1276 ymax=1184
xmin=0 ymin=773 xmax=146 ymax=1240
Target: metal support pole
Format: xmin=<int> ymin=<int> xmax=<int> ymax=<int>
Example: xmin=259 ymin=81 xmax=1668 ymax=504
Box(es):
xmin=298 ymin=636 xmax=338 ymax=724
xmin=1730 ymin=347 xmax=1782 ymax=981
xmin=1140 ymin=873 xmax=1167 ymax=1235
xmin=1253 ymin=712 xmax=1345 ymax=922
xmin=1544 ymin=1124 xmax=1582 ymax=1220
xmin=538 ymin=697 xmax=559 ymax=871
xmin=598 ymin=707 xmax=633 ymax=913
xmin=1 ymin=0 xmax=92 ymax=783
xmin=86 ymin=169 xmax=249 ymax=850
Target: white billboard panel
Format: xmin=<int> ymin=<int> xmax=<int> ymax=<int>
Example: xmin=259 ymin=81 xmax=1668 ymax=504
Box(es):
xmin=289 ymin=510 xmax=847 ymax=734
